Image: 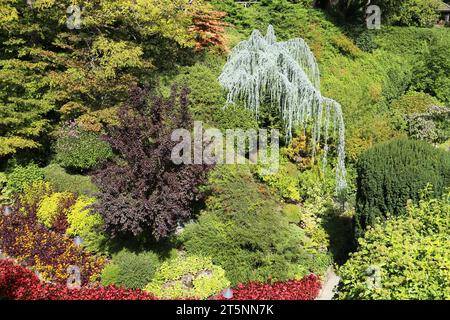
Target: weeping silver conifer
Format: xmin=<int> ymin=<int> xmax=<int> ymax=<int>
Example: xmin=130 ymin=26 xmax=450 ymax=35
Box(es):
xmin=218 ymin=25 xmax=347 ymax=193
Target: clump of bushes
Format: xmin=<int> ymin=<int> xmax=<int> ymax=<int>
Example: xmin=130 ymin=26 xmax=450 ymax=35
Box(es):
xmin=101 ymin=249 xmax=160 ymax=290
xmin=4 ymin=164 xmax=43 ymax=195
xmin=255 ymin=157 xmax=301 ymax=202
xmin=339 ymin=190 xmax=450 ymax=300
xmin=355 ymin=138 xmax=450 ymax=237
xmin=180 ymin=165 xmax=331 ymax=286
xmin=391 ymin=91 xmax=440 ymax=115
xmin=0 ymin=211 xmax=106 ymax=285
xmin=42 ymin=164 xmax=98 ymax=196
xmin=54 ymin=122 xmax=113 ymax=172
xmin=144 ymin=255 xmax=230 ymax=299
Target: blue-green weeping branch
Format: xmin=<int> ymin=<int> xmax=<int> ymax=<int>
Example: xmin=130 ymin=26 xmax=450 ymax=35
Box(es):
xmin=219 ymin=25 xmax=347 ymax=194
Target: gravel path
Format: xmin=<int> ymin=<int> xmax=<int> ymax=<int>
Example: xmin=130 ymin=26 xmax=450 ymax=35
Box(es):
xmin=316 ymin=267 xmax=340 ymax=300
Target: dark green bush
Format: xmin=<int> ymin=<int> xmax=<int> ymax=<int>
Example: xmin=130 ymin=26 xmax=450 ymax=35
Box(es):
xmin=42 ymin=164 xmax=98 ymax=196
xmin=355 ymin=138 xmax=450 ymax=237
xmin=180 ymin=165 xmax=330 ymax=286
xmin=55 ymin=125 xmax=113 ymax=172
xmin=100 ymin=249 xmax=160 ymax=289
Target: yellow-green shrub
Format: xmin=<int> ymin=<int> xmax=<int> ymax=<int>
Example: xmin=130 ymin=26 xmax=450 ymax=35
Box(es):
xmin=18 ymin=181 xmax=53 ymax=216
xmin=282 ymin=204 xmax=301 ymax=223
xmin=36 ymin=192 xmax=74 ymax=228
xmin=144 ymin=255 xmax=230 ymax=299
xmin=66 ymin=197 xmax=106 ymax=253
xmin=255 ymin=158 xmax=300 ymax=202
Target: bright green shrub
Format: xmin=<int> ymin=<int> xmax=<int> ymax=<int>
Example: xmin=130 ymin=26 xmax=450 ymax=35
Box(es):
xmin=144 ymin=255 xmax=230 ymax=299
xmin=180 ymin=165 xmax=331 ymax=286
xmin=36 ymin=192 xmax=75 ymax=228
xmin=66 ymin=197 xmax=106 ymax=253
xmin=215 ymin=105 xmax=258 ymax=132
xmin=55 ymin=126 xmax=113 ymax=172
xmin=0 ymin=172 xmax=12 ymax=205
xmin=282 ymin=204 xmax=301 ymax=223
xmin=100 ymin=264 xmax=121 ymax=287
xmin=42 ymin=164 xmax=98 ymax=196
xmin=6 ymin=164 xmax=44 ymax=195
xmin=101 ymin=249 xmax=161 ymax=290
xmin=18 ymin=181 xmax=53 ymax=216
xmin=411 ymin=33 xmax=450 ymax=105
xmin=355 ymin=138 xmax=450 ymax=237
xmin=390 ymin=0 xmax=441 ymax=27
xmin=255 ymin=158 xmax=300 ymax=202
xmin=391 ymin=91 xmax=440 ymax=114
xmin=338 ymin=190 xmax=450 ymax=300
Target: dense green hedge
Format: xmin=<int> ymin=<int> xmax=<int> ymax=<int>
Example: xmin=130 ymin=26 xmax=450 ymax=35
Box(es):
xmin=355 ymin=138 xmax=450 ymax=237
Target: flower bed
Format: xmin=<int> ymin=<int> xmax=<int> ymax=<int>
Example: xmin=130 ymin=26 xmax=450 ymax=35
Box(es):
xmin=0 ymin=260 xmax=155 ymax=300
xmin=0 ymin=213 xmax=106 ymax=285
xmin=1 ymin=260 xmax=321 ymax=300
xmin=213 ymin=275 xmax=321 ymax=300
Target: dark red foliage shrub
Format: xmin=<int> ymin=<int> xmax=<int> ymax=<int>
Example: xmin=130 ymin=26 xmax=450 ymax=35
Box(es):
xmin=0 ymin=260 xmax=156 ymax=300
xmin=52 ymin=195 xmax=76 ymax=234
xmin=93 ymin=86 xmax=212 ymax=240
xmin=213 ymin=275 xmax=321 ymax=300
xmin=189 ymin=10 xmax=230 ymax=52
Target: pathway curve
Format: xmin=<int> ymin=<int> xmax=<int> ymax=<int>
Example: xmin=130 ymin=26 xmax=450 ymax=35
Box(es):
xmin=316 ymin=267 xmax=340 ymax=300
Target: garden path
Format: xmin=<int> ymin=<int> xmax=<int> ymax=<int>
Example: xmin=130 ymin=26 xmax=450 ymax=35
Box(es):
xmin=316 ymin=267 xmax=340 ymax=300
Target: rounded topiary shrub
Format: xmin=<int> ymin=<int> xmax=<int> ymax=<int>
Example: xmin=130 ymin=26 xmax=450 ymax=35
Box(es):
xmin=101 ymin=249 xmax=161 ymax=290
xmin=355 ymin=138 xmax=450 ymax=238
xmin=144 ymin=255 xmax=230 ymax=299
xmin=42 ymin=164 xmax=98 ymax=196
xmin=55 ymin=124 xmax=113 ymax=172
